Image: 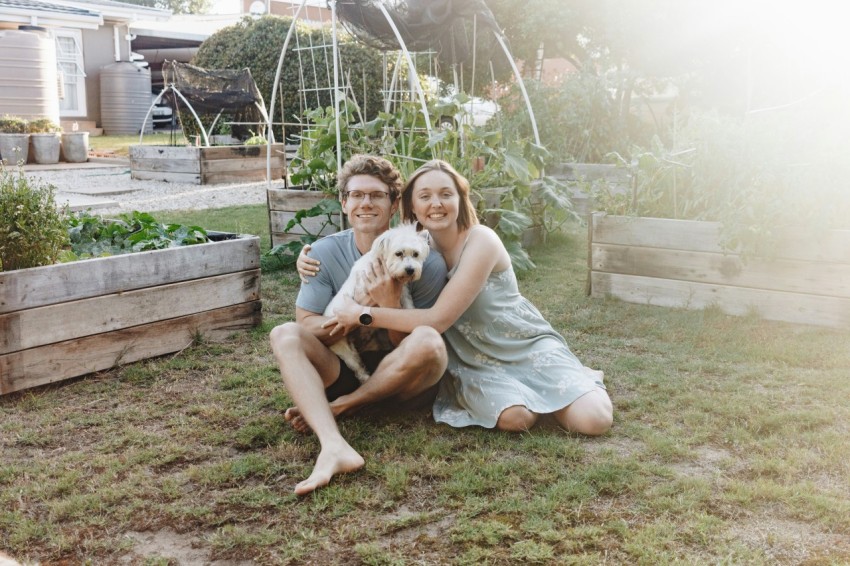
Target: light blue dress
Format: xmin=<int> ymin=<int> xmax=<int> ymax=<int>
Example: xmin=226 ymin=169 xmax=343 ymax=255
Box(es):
xmin=433 ymin=254 xmax=605 ymax=429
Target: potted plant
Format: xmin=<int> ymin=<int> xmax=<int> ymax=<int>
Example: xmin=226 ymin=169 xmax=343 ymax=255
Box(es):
xmin=61 ymin=122 xmax=89 ymax=163
xmin=28 ymin=117 xmax=62 ymax=164
xmin=0 ymin=115 xmax=29 ymax=166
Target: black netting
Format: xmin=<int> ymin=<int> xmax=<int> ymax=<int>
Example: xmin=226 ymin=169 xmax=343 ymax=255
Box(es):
xmin=162 ymin=61 xmax=267 ymax=139
xmin=336 ymin=0 xmax=501 ymax=64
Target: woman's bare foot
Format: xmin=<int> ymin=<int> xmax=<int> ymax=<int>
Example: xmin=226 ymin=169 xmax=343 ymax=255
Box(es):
xmin=295 ymin=441 xmax=365 ymax=495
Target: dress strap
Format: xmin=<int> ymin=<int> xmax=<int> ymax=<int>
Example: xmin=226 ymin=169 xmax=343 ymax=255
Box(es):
xmin=448 ymin=226 xmax=481 ymax=276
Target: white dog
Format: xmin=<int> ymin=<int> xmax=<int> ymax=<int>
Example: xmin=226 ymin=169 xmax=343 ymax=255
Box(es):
xmin=324 ymin=222 xmax=430 ymax=383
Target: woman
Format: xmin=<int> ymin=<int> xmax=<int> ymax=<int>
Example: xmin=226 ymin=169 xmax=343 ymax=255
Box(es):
xmin=316 ymin=159 xmax=613 ymax=434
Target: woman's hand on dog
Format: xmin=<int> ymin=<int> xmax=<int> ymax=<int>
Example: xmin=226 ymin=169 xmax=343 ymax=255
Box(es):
xmin=297 ymin=244 xmax=320 ymax=284
xmin=361 ymin=258 xmax=403 ymax=308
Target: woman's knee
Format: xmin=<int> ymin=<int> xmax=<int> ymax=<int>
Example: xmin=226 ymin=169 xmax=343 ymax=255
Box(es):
xmin=557 ymin=390 xmax=613 ymax=436
xmin=496 ymin=405 xmax=538 ymax=432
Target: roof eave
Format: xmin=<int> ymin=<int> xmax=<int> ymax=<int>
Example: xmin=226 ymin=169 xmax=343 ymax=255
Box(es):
xmin=0 ymin=6 xmax=103 ymax=29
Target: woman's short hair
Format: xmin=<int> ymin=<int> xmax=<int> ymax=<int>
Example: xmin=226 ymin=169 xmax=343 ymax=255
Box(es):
xmin=337 ymin=154 xmax=402 ymax=200
xmin=401 ymin=160 xmax=479 ymax=230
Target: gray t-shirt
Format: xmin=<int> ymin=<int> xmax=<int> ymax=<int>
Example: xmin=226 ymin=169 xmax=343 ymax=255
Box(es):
xmin=296 ymin=228 xmax=448 ymax=315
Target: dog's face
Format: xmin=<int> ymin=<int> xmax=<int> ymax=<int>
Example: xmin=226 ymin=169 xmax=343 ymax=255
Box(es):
xmin=373 ymin=223 xmax=430 ymax=283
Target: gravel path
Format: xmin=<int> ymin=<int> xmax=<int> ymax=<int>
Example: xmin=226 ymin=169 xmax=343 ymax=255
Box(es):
xmin=23 ymin=159 xmax=277 ymax=216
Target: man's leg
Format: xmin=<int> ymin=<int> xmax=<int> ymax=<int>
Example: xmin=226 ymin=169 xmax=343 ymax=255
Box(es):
xmin=330 ymin=326 xmax=447 ymax=417
xmin=269 ymin=322 xmax=365 ymax=495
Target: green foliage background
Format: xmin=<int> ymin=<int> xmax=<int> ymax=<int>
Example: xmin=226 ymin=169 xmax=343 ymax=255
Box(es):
xmin=191 ymin=15 xmax=384 ymax=140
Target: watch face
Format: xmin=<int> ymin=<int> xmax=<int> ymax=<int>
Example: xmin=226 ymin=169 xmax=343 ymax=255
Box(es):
xmin=359 ymin=312 xmax=373 ymax=326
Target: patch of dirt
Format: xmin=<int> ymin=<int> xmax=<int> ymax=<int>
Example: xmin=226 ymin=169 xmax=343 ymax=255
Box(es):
xmin=730 ymin=515 xmax=850 ymax=564
xmin=669 ymin=445 xmax=734 ymax=479
xmin=119 ymin=529 xmax=254 ymax=565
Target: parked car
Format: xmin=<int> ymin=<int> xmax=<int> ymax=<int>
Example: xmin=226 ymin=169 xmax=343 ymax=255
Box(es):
xmin=437 ymin=94 xmax=499 ymax=129
xmin=151 ymin=94 xmax=174 ymax=128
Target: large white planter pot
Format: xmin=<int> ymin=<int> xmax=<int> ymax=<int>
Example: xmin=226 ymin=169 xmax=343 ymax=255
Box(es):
xmin=0 ymin=133 xmax=30 ymax=166
xmin=30 ymin=132 xmax=61 ymax=164
xmin=61 ymin=132 xmax=89 ymax=163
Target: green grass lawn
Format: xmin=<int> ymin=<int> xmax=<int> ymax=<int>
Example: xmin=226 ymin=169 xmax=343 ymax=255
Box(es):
xmin=89 ymin=132 xmax=189 ymax=157
xmin=2 ymin=210 xmax=850 ymax=564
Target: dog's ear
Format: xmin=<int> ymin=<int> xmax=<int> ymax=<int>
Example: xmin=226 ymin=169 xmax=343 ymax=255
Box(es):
xmin=373 ymin=230 xmax=390 ymax=257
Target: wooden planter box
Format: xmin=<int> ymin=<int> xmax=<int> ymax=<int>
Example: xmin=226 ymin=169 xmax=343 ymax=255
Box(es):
xmin=0 ymin=233 xmax=262 ymax=395
xmin=267 ymin=187 xmax=342 ymax=247
xmin=130 ymin=144 xmax=286 ymax=185
xmin=588 ymin=213 xmax=850 ymax=328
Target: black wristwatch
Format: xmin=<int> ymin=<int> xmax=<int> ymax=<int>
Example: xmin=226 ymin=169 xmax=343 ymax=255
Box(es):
xmin=359 ymin=306 xmax=373 ymax=326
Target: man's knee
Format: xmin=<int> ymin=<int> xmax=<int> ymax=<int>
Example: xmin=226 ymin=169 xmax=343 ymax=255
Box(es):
xmin=270 ymin=322 xmax=304 ymax=359
xmin=407 ymin=326 xmax=447 ymax=364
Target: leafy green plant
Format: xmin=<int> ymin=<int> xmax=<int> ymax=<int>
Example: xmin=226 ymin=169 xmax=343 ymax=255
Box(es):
xmin=63 ymin=210 xmax=209 ymax=261
xmin=27 ymin=118 xmax=62 ymax=134
xmin=288 ymin=100 xmax=368 ymax=194
xmin=0 ymin=115 xmax=27 ymax=134
xmin=266 ymin=198 xmax=342 ymax=267
xmin=593 ymin=105 xmax=850 ymax=257
xmin=0 ymin=166 xmax=68 ymax=271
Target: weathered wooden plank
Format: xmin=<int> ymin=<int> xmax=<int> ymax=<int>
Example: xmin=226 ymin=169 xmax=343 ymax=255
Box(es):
xmin=0 ymin=301 xmax=262 ymax=395
xmin=199 ymin=144 xmax=285 ymax=160
xmin=591 ymin=214 xmax=724 ymax=253
xmin=0 ymin=236 xmax=260 ymax=314
xmin=267 ymin=188 xmax=338 ymax=210
xmin=270 ymin=210 xmax=341 ymax=237
xmin=131 ymin=170 xmax=201 ymax=184
xmin=201 ymin=170 xmax=283 ymax=184
xmin=129 ymin=158 xmax=200 ymax=173
xmin=271 ymin=232 xmax=305 ymax=247
xmin=1 ymin=270 xmax=260 ymax=354
xmin=590 ymin=272 xmax=850 ymax=328
xmin=591 ymin=213 xmax=850 ymax=263
xmin=202 ymin=157 xmax=283 ymax=173
xmin=129 ymin=145 xmax=199 ymax=160
xmin=591 ymin=243 xmax=850 ymax=298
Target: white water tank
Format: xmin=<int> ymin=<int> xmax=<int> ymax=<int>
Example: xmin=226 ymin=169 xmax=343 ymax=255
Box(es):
xmin=100 ymin=61 xmax=153 ymax=135
xmin=0 ymin=27 xmax=60 ymax=124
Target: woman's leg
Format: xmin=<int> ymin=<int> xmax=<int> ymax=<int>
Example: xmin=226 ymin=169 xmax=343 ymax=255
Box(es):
xmin=553 ymin=388 xmax=613 ymax=436
xmin=496 ymin=405 xmax=539 ymax=432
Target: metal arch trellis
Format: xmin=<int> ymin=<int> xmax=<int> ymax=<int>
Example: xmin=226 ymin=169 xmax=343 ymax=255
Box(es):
xmin=264 ymin=0 xmax=541 ymax=186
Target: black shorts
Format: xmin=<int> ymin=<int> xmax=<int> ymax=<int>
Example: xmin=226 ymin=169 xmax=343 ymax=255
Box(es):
xmin=325 ymin=350 xmax=390 ymax=401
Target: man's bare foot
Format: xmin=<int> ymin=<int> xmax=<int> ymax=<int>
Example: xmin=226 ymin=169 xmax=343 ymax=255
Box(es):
xmin=295 ymin=442 xmax=365 ymax=495
xmin=583 ymin=366 xmax=605 ymax=383
xmin=284 ymin=407 xmax=312 ymax=434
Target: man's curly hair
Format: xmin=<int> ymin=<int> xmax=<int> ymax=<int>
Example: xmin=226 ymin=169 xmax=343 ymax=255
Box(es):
xmin=337 ymin=154 xmax=402 ymax=201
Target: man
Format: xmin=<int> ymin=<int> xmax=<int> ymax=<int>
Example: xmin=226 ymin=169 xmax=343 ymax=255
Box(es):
xmin=269 ymin=154 xmax=448 ymax=495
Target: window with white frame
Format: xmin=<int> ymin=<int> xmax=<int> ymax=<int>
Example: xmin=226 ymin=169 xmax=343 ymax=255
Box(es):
xmin=53 ymin=29 xmax=87 ymax=117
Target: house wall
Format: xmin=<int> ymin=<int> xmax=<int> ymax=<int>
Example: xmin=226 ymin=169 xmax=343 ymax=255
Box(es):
xmin=81 ymin=24 xmax=132 ymax=129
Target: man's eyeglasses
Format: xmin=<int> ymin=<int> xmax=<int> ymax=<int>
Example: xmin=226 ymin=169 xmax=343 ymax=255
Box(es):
xmin=344 ymin=190 xmax=392 ymax=203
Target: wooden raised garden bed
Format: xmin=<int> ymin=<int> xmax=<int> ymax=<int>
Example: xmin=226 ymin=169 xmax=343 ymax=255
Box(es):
xmin=588 ymin=213 xmax=850 ymax=328
xmin=267 ymin=188 xmax=342 ymax=247
xmin=0 ymin=233 xmax=262 ymax=395
xmin=130 ymin=144 xmax=286 ymax=185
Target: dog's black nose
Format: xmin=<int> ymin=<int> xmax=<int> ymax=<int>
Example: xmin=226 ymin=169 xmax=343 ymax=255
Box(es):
xmin=406 ymin=267 xmax=415 ymax=275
